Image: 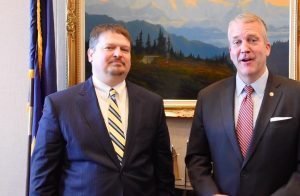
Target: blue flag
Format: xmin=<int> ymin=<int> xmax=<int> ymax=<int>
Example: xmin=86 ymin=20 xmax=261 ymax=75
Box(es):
xmin=27 ymin=1 xmax=57 ymax=194
xmin=29 ymin=0 xmax=57 ymax=140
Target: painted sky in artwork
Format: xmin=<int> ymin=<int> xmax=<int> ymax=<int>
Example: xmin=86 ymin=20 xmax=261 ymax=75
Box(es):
xmin=86 ymin=0 xmax=290 ymax=47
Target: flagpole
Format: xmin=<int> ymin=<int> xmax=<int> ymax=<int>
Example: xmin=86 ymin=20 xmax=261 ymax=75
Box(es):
xmin=25 ymin=112 xmax=32 ymax=196
xmin=27 ymin=0 xmax=37 ymax=194
xmin=26 ymin=70 xmax=34 ymax=196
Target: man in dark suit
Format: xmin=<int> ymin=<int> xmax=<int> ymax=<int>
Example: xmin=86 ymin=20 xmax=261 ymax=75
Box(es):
xmin=185 ymin=13 xmax=300 ymax=196
xmin=30 ymin=24 xmax=175 ymax=196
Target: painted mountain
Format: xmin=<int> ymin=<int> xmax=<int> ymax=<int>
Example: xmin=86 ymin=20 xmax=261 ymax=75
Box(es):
xmin=84 ymin=0 xmax=290 ymax=99
xmin=85 ymin=0 xmax=289 ymax=46
xmin=85 ymin=14 xmax=227 ymax=58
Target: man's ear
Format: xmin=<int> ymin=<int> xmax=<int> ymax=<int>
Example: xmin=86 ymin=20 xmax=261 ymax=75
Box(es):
xmin=265 ymin=42 xmax=271 ymax=57
xmin=87 ymin=48 xmax=94 ymax=63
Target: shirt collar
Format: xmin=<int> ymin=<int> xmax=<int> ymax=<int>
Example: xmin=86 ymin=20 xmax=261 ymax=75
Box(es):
xmin=92 ymin=75 xmax=126 ymax=98
xmin=236 ymin=68 xmax=269 ymax=98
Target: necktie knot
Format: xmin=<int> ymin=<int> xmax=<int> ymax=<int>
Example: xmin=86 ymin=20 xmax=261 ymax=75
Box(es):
xmin=244 ymin=85 xmax=254 ymax=96
xmin=109 ymin=88 xmax=117 ymax=100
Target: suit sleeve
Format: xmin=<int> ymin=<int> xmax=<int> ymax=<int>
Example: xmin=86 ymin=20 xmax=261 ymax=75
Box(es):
xmin=154 ymin=99 xmax=175 ymax=196
xmin=185 ymin=92 xmax=219 ymax=195
xmin=30 ymin=96 xmax=64 ymax=196
xmin=271 ymin=126 xmax=300 ymax=196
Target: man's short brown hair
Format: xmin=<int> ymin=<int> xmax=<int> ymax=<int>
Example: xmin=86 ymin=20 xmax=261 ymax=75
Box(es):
xmin=89 ymin=24 xmax=132 ymax=49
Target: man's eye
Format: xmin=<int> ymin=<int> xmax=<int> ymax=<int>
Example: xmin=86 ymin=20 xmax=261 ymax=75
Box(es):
xmin=121 ymin=48 xmax=130 ymax=53
xmin=104 ymin=46 xmax=114 ymax=51
xmin=233 ymin=40 xmax=241 ymax=46
xmin=249 ymin=38 xmax=258 ymax=43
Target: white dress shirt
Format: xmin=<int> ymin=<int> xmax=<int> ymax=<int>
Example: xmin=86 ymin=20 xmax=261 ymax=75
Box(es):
xmin=234 ymin=68 xmax=269 ymax=128
xmin=92 ymin=76 xmax=129 ymax=137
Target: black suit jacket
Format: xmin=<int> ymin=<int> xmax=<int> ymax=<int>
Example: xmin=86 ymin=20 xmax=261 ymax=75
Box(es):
xmin=186 ymin=74 xmax=300 ymax=196
xmin=30 ymin=78 xmax=175 ymax=196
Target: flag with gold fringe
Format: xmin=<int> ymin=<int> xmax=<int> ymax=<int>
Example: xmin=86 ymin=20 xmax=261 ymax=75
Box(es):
xmin=29 ymin=0 xmax=57 ymax=141
xmin=27 ymin=0 xmax=56 ymax=194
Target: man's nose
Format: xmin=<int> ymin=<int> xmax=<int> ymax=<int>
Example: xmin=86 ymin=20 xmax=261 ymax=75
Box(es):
xmin=113 ymin=47 xmax=122 ymax=58
xmin=240 ymin=42 xmax=250 ymax=53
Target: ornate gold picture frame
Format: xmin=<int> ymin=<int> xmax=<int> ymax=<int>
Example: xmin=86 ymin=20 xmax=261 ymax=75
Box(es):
xmin=66 ymin=0 xmax=299 ymax=118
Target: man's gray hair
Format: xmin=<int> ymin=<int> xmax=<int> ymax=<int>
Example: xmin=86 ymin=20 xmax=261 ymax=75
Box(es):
xmin=228 ymin=12 xmax=269 ymax=43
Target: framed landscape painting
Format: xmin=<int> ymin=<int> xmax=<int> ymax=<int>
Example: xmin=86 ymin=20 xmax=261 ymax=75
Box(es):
xmin=66 ymin=0 xmax=299 ymax=117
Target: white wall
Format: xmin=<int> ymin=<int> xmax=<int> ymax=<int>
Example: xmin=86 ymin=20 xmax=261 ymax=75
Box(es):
xmin=55 ymin=0 xmax=68 ymax=90
xmin=0 ymin=0 xmax=29 ymax=195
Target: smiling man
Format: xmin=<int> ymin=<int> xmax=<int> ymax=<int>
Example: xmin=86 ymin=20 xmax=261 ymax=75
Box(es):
xmin=228 ymin=13 xmax=271 ymax=85
xmin=185 ymin=13 xmax=300 ymax=196
xmin=30 ymin=24 xmax=175 ymax=196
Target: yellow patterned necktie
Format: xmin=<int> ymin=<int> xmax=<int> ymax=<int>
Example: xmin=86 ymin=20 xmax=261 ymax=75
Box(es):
xmin=107 ymin=88 xmax=125 ymax=164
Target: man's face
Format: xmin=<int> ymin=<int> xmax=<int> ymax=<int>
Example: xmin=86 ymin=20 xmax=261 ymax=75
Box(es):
xmin=87 ymin=31 xmax=131 ymax=86
xmin=228 ymin=20 xmax=271 ymax=84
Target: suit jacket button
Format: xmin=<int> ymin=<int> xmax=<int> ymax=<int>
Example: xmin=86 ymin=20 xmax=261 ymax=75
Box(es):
xmin=241 ymin=171 xmax=247 ymax=178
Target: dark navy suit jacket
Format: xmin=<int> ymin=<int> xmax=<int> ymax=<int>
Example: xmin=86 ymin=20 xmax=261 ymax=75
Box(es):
xmin=186 ymin=74 xmax=300 ymax=196
xmin=30 ymin=78 xmax=175 ymax=196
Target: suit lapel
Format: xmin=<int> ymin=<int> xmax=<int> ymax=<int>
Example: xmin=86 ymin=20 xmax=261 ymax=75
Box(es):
xmin=76 ymin=78 xmax=121 ymax=167
xmin=121 ymin=81 xmax=142 ymax=166
xmin=243 ymin=74 xmax=282 ymax=166
xmin=221 ymin=77 xmax=244 ymax=163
